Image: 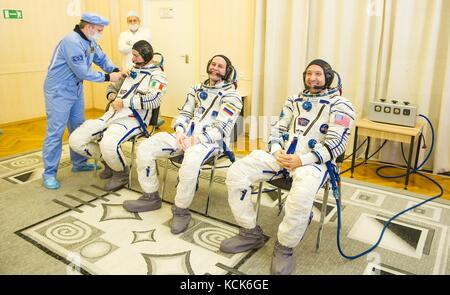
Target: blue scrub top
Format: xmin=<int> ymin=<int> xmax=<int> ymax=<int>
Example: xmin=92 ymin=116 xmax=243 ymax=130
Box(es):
xmin=44 ymin=25 xmax=118 ymax=92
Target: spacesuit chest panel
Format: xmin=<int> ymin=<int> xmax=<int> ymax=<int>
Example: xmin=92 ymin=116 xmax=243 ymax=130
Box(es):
xmin=135 ymin=73 xmax=151 ymax=94
xmin=193 ymin=88 xmax=222 ymax=122
xmin=116 ymin=78 xmax=135 ymax=99
xmin=292 ymin=97 xmax=331 ymax=139
xmin=116 ymin=73 xmax=151 ymax=100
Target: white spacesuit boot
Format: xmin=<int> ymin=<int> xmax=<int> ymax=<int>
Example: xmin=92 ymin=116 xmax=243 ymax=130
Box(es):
xmin=99 ymin=161 xmax=113 ymax=179
xmin=270 ymin=240 xmax=294 ymax=275
xmin=123 ymin=191 xmax=162 ymax=212
xmin=170 ymin=205 xmax=192 ymax=234
xmin=220 ymin=225 xmax=265 ymax=253
xmin=104 ymin=167 xmax=129 ymax=191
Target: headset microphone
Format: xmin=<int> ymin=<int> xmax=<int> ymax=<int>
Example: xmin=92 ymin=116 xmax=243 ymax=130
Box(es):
xmin=207 ymin=69 xmax=226 ymax=80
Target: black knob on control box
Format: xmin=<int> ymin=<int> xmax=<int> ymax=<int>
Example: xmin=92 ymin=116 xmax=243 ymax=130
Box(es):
xmin=391 ymin=100 xmax=398 ymax=104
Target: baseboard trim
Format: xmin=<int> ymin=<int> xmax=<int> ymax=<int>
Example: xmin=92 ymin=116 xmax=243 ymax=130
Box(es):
xmin=0 ymin=115 xmax=48 ymax=127
xmin=0 ymin=108 xmax=124 ymax=127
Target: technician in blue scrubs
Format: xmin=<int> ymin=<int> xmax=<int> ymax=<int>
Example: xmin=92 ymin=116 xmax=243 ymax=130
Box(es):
xmin=42 ymin=12 xmax=123 ymax=189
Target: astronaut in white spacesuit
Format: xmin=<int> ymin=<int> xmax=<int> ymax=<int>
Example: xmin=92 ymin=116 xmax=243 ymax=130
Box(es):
xmin=69 ymin=40 xmax=167 ymax=191
xmin=123 ymin=55 xmax=242 ymax=235
xmin=220 ymin=59 xmax=355 ymax=275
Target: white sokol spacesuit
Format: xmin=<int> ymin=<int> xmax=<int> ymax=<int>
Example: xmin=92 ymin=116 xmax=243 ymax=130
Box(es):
xmin=136 ymin=79 xmax=242 ymax=206
xmin=221 ymin=59 xmax=355 ymax=274
xmin=123 ymin=55 xmax=242 ymax=234
xmin=69 ymin=42 xmax=167 ymax=191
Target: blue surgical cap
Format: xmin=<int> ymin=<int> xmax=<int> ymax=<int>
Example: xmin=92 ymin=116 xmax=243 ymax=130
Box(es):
xmin=81 ymin=12 xmax=109 ymax=26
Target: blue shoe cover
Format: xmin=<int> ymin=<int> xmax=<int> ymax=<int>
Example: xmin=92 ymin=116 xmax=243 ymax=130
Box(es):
xmin=43 ymin=176 xmax=60 ymax=190
xmin=71 ymin=163 xmax=101 ymax=172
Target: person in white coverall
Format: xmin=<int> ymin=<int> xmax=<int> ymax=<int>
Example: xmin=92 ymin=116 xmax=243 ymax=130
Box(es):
xmin=118 ymin=11 xmax=152 ymax=70
xmin=220 ymin=59 xmax=355 ymax=275
xmin=123 ymin=55 xmax=242 ymax=235
xmin=69 ymin=40 xmax=167 ymax=191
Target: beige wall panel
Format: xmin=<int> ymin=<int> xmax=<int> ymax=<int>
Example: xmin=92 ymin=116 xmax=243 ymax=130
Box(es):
xmin=0 ymin=0 xmax=91 ymax=124
xmin=198 ymin=0 xmax=255 ymax=82
xmin=0 ymin=72 xmax=45 ymax=123
xmin=1 ymin=0 xmax=256 ymax=124
xmin=0 ymin=0 xmax=82 ymax=68
xmin=0 ymin=71 xmax=94 ymax=124
xmin=199 ymin=0 xmax=254 ymax=131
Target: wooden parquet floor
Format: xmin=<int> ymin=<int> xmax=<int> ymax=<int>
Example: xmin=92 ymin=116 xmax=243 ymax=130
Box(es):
xmin=1 ymin=109 xmax=449 ymax=200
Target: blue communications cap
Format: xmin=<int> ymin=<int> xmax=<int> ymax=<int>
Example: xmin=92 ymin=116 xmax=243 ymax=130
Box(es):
xmin=81 ymin=12 xmax=109 ymax=26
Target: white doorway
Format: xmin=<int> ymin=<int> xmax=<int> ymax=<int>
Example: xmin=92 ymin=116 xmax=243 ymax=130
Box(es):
xmin=142 ymin=0 xmax=199 ymax=119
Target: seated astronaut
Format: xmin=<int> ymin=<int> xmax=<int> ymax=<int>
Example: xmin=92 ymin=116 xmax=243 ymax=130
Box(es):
xmin=220 ymin=59 xmax=355 ymax=275
xmin=123 ymin=55 xmax=243 ymax=235
xmin=69 ymin=40 xmax=168 ymax=191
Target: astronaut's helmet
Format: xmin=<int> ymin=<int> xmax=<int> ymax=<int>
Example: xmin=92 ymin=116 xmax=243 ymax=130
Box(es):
xmin=303 ymin=59 xmax=335 ymax=90
xmin=205 ymin=54 xmax=237 ymax=86
xmin=132 ymin=40 xmax=154 ymax=66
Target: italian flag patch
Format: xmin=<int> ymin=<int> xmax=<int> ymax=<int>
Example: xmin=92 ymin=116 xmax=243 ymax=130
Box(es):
xmin=150 ymin=80 xmax=166 ymax=91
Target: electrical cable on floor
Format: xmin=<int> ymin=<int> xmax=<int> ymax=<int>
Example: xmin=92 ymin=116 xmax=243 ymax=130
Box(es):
xmin=331 ymin=114 xmax=444 ymax=260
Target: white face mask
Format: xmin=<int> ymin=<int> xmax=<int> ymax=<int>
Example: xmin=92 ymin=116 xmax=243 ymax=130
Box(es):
xmin=88 ymin=28 xmax=102 ymax=42
xmin=129 ymin=24 xmax=139 ymax=32
xmin=89 ymin=32 xmax=102 ymax=42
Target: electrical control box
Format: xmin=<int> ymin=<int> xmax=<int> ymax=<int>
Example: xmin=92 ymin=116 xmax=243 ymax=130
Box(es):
xmin=368 ymin=99 xmax=417 ymax=127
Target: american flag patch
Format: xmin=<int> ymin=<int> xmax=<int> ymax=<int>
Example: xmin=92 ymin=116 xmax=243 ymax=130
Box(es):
xmin=150 ymin=80 xmax=166 ymax=91
xmin=223 ymin=103 xmax=238 ymax=117
xmin=334 ymin=114 xmax=351 ymax=127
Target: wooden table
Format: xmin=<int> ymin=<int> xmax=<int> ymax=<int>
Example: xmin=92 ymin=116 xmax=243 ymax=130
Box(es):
xmin=350 ymin=118 xmax=426 ymax=189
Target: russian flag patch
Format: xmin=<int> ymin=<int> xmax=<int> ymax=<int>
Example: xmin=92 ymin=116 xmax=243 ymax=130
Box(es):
xmin=223 ymin=103 xmax=238 ymax=117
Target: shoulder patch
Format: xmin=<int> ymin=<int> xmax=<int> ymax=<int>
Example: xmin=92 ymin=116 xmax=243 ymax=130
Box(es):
xmin=297 ymin=117 xmax=310 ymax=127
xmin=71 ymin=55 xmax=84 ymax=64
xmin=332 ymin=113 xmax=351 ymax=128
xmin=150 ymin=79 xmax=167 ymax=92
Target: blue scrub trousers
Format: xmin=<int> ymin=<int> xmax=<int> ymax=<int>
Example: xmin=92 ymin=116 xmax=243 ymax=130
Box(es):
xmin=42 ymin=82 xmax=87 ymax=178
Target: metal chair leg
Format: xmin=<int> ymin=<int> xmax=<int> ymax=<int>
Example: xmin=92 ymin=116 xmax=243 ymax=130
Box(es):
xmin=204 ymin=155 xmax=218 ymax=216
xmin=316 ymin=181 xmax=330 ymax=252
xmin=128 ymin=138 xmax=137 ymax=189
xmin=255 ymin=182 xmax=263 ymax=223
xmin=155 ymin=160 xmax=160 ymax=176
xmin=160 ymin=158 xmax=169 ymax=201
xmin=94 ymin=159 xmax=98 ymax=177
xmin=277 ymin=188 xmax=283 ymax=216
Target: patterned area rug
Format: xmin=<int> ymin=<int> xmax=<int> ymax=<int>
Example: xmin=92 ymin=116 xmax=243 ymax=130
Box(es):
xmin=1 ymin=144 xmax=449 ymax=275
xmin=18 ymin=188 xmax=251 ymax=275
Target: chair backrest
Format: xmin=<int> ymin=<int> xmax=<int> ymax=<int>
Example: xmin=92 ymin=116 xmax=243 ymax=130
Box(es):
xmin=149 ymin=107 xmax=160 ymax=126
xmin=336 ymin=153 xmax=345 ymax=165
